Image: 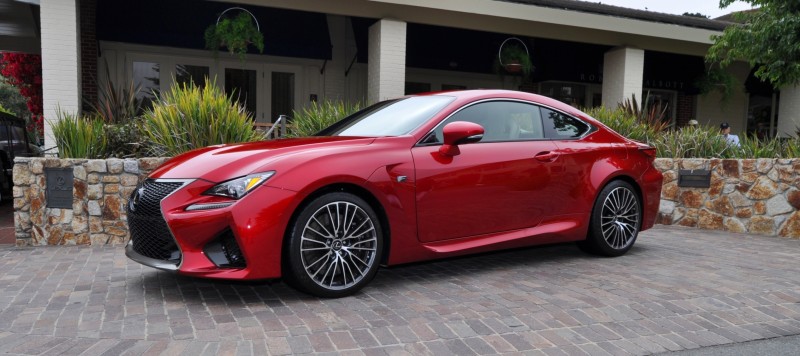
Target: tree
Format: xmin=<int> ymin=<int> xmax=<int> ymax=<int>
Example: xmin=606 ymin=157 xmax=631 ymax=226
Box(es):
xmin=0 ymin=53 xmax=43 ymax=138
xmin=682 ymin=12 xmax=709 ymax=18
xmin=706 ymin=0 xmax=800 ymax=88
xmin=0 ymin=79 xmax=30 ymax=119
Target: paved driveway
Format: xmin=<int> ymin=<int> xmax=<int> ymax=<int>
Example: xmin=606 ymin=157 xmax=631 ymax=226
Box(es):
xmin=1 ymin=226 xmax=800 ymax=355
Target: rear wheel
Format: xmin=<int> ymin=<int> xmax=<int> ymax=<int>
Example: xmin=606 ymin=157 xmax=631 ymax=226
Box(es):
xmin=579 ymin=180 xmax=641 ymax=257
xmin=285 ymin=192 xmax=383 ymax=298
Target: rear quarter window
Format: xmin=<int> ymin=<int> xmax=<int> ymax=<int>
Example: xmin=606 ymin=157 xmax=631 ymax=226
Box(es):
xmin=540 ymin=108 xmax=591 ymax=139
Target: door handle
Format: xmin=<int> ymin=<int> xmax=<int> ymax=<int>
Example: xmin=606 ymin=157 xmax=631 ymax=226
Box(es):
xmin=534 ymin=151 xmax=559 ymax=162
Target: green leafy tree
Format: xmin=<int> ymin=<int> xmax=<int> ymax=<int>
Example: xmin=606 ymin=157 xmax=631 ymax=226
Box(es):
xmin=0 ymin=79 xmax=28 ymax=118
xmin=707 ymin=1 xmax=800 ymax=88
xmin=682 ymin=12 xmax=709 ymax=18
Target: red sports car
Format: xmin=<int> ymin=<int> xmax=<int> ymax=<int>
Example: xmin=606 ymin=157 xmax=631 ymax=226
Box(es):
xmin=126 ymin=90 xmax=662 ymax=297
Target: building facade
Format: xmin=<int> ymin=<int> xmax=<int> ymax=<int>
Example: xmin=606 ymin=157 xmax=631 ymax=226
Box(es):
xmin=8 ymin=0 xmax=799 ymax=148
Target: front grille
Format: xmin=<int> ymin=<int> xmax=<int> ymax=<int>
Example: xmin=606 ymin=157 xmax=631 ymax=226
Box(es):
xmin=127 ymin=179 xmax=185 ymax=262
xmin=204 ymin=230 xmax=247 ymax=268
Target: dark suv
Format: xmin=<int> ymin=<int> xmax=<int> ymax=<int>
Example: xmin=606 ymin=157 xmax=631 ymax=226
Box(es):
xmin=0 ymin=112 xmax=42 ymax=200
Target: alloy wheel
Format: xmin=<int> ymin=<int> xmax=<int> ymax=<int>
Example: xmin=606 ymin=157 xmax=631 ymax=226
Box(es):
xmin=299 ymin=201 xmax=378 ymax=291
xmin=599 ymin=186 xmax=639 ymax=250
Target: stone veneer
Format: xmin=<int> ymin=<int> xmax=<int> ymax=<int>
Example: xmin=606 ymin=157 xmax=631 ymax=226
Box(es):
xmin=13 ymin=157 xmax=168 ymax=246
xmin=11 ymin=157 xmax=800 ymax=246
xmin=655 ymin=158 xmax=800 ymax=238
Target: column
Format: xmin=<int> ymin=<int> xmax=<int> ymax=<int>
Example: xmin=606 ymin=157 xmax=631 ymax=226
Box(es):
xmin=40 ymin=0 xmax=82 ymax=152
xmin=777 ymin=85 xmax=800 ymax=138
xmin=602 ymin=47 xmax=644 ymax=108
xmin=324 ymin=14 xmax=347 ymax=101
xmin=368 ymin=19 xmax=406 ymax=104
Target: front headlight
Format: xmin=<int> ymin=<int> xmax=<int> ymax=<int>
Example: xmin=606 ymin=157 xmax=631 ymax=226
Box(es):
xmin=205 ymin=171 xmax=275 ymax=199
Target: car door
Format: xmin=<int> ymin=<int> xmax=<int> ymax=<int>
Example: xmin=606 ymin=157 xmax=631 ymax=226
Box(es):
xmin=538 ymin=106 xmax=598 ymax=217
xmin=412 ymin=100 xmax=561 ymax=243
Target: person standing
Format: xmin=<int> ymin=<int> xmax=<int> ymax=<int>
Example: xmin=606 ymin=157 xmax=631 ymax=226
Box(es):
xmin=720 ymin=122 xmax=740 ymax=146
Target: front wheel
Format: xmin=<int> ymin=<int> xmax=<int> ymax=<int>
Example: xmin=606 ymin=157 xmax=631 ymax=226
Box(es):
xmin=285 ymin=192 xmax=383 ymax=298
xmin=579 ymin=180 xmax=641 ymax=257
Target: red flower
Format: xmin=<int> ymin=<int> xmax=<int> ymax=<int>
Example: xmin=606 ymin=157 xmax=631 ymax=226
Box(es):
xmin=1 ymin=52 xmax=43 ymax=137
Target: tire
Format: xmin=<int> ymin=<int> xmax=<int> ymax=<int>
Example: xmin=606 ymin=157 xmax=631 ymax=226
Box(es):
xmin=579 ymin=180 xmax=641 ymax=257
xmin=285 ymin=192 xmax=383 ymax=298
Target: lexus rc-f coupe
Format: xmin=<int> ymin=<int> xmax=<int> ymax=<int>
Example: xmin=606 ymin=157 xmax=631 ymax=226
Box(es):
xmin=126 ymin=90 xmax=663 ymax=297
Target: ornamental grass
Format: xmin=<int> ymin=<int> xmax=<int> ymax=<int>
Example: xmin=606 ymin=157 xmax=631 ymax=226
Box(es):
xmin=51 ymin=111 xmax=107 ymax=159
xmin=587 ymin=106 xmax=800 ymax=159
xmin=289 ymin=100 xmax=362 ymax=138
xmin=142 ymin=78 xmax=264 ymax=156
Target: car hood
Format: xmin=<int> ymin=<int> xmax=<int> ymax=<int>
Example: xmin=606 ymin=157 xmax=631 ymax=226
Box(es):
xmin=149 ymin=136 xmax=375 ymax=182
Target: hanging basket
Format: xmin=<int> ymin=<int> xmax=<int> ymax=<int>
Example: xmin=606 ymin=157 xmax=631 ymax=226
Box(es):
xmin=497 ymin=37 xmax=532 ymax=76
xmin=204 ymin=7 xmax=264 ymax=61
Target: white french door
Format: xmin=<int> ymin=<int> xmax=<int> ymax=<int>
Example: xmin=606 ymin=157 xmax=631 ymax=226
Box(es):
xmin=221 ymin=62 xmax=302 ymax=124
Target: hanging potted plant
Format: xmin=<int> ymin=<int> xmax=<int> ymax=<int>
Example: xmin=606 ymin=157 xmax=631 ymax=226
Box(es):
xmin=494 ymin=37 xmax=534 ymax=77
xmin=204 ymin=7 xmax=265 ymax=61
xmin=694 ymin=65 xmax=736 ymax=102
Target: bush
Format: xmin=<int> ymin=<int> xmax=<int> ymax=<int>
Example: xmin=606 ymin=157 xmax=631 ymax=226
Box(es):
xmin=649 ymin=126 xmax=734 ymax=158
xmin=89 ymin=65 xmax=142 ymax=124
xmin=142 ymin=78 xmax=263 ymax=156
xmin=584 ymin=106 xmax=662 ymax=144
xmin=105 ymin=121 xmax=148 ymax=158
xmin=51 ymin=111 xmax=107 ymax=159
xmin=289 ymin=100 xmax=362 ymax=137
xmin=587 ymin=106 xmax=800 ymax=159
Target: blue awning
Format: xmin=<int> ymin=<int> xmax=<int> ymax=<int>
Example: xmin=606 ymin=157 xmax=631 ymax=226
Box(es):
xmin=97 ymin=0 xmax=332 ymax=60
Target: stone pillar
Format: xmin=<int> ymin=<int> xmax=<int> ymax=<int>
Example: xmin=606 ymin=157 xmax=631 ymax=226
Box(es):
xmin=602 ymin=47 xmax=644 ymax=108
xmin=778 ymin=85 xmax=800 ymax=138
xmin=368 ymin=19 xmax=406 ymax=104
xmin=40 ymin=0 xmax=82 ymax=152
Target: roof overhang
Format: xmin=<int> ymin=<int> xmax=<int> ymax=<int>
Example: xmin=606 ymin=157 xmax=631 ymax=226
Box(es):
xmin=224 ymin=0 xmax=724 ymax=56
xmin=0 ymin=0 xmax=40 ymax=54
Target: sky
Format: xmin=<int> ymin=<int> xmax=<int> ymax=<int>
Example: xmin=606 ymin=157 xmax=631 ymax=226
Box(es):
xmin=583 ymin=0 xmax=755 ymax=19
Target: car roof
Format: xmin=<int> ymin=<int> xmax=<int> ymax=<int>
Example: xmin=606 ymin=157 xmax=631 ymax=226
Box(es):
xmin=417 ymin=89 xmax=584 ymax=117
xmin=0 ymin=112 xmax=27 ymax=126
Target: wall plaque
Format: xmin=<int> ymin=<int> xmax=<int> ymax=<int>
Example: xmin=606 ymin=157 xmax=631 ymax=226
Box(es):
xmin=678 ymin=169 xmax=711 ymax=188
xmin=45 ymin=168 xmax=73 ymax=209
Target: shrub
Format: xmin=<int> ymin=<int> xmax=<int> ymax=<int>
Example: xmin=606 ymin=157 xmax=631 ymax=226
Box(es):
xmin=736 ymin=135 xmax=787 ymax=159
xmin=586 ymin=105 xmax=800 ymax=159
xmin=584 ymin=106 xmax=661 ymax=144
xmin=142 ymin=78 xmax=264 ymax=156
xmin=289 ymin=100 xmax=362 ymax=137
xmin=105 ymin=121 xmax=148 ymax=158
xmin=786 ymin=138 xmax=800 ymax=158
xmin=51 ymin=111 xmax=107 ymax=159
xmin=89 ymin=65 xmax=142 ymax=124
xmin=650 ymin=126 xmax=734 ymax=158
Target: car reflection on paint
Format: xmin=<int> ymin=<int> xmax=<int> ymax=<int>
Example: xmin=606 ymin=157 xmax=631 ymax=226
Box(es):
xmin=126 ymin=90 xmax=663 ymax=297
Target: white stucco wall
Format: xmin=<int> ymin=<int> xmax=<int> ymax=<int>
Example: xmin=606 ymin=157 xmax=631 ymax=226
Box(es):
xmin=40 ymin=0 xmax=81 ymax=151
xmin=695 ymin=62 xmax=750 ymax=134
xmin=601 ymin=47 xmax=644 ymax=108
xmin=368 ymin=19 xmax=406 ymax=104
xmin=777 ymin=85 xmax=800 ymax=138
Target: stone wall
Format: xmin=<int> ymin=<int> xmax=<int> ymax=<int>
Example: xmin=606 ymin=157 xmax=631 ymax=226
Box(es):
xmin=11 ymin=157 xmax=800 ymax=246
xmin=13 ymin=157 xmax=168 ymax=246
xmin=655 ymin=158 xmax=800 ymax=238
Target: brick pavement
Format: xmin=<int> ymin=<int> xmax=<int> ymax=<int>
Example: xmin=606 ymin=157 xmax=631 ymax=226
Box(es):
xmin=1 ymin=225 xmax=800 ymax=355
xmin=0 ymin=199 xmax=14 ymax=245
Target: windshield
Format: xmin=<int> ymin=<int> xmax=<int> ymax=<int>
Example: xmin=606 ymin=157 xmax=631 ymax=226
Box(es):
xmin=318 ymin=96 xmax=455 ymax=137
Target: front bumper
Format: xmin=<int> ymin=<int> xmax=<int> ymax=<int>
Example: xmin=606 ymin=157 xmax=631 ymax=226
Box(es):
xmin=126 ymin=178 xmax=298 ymax=280
xmin=125 ymin=242 xmax=179 ymax=271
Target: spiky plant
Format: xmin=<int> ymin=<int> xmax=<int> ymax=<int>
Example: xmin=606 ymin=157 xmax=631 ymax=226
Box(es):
xmin=289 ymin=100 xmax=362 ymax=138
xmin=51 ymin=111 xmax=107 ymax=159
xmin=141 ymin=78 xmax=264 ymax=156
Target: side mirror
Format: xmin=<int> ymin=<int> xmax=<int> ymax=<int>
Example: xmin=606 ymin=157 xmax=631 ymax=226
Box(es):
xmin=439 ymin=121 xmax=484 ymax=156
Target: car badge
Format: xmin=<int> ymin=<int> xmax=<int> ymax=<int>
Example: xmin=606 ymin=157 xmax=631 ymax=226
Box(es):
xmin=130 ymin=187 xmax=144 ymax=212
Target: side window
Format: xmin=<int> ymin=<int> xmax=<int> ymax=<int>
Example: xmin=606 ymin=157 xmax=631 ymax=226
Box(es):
xmin=425 ymin=101 xmax=544 ymax=144
xmin=540 ymin=108 xmax=590 ymax=139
